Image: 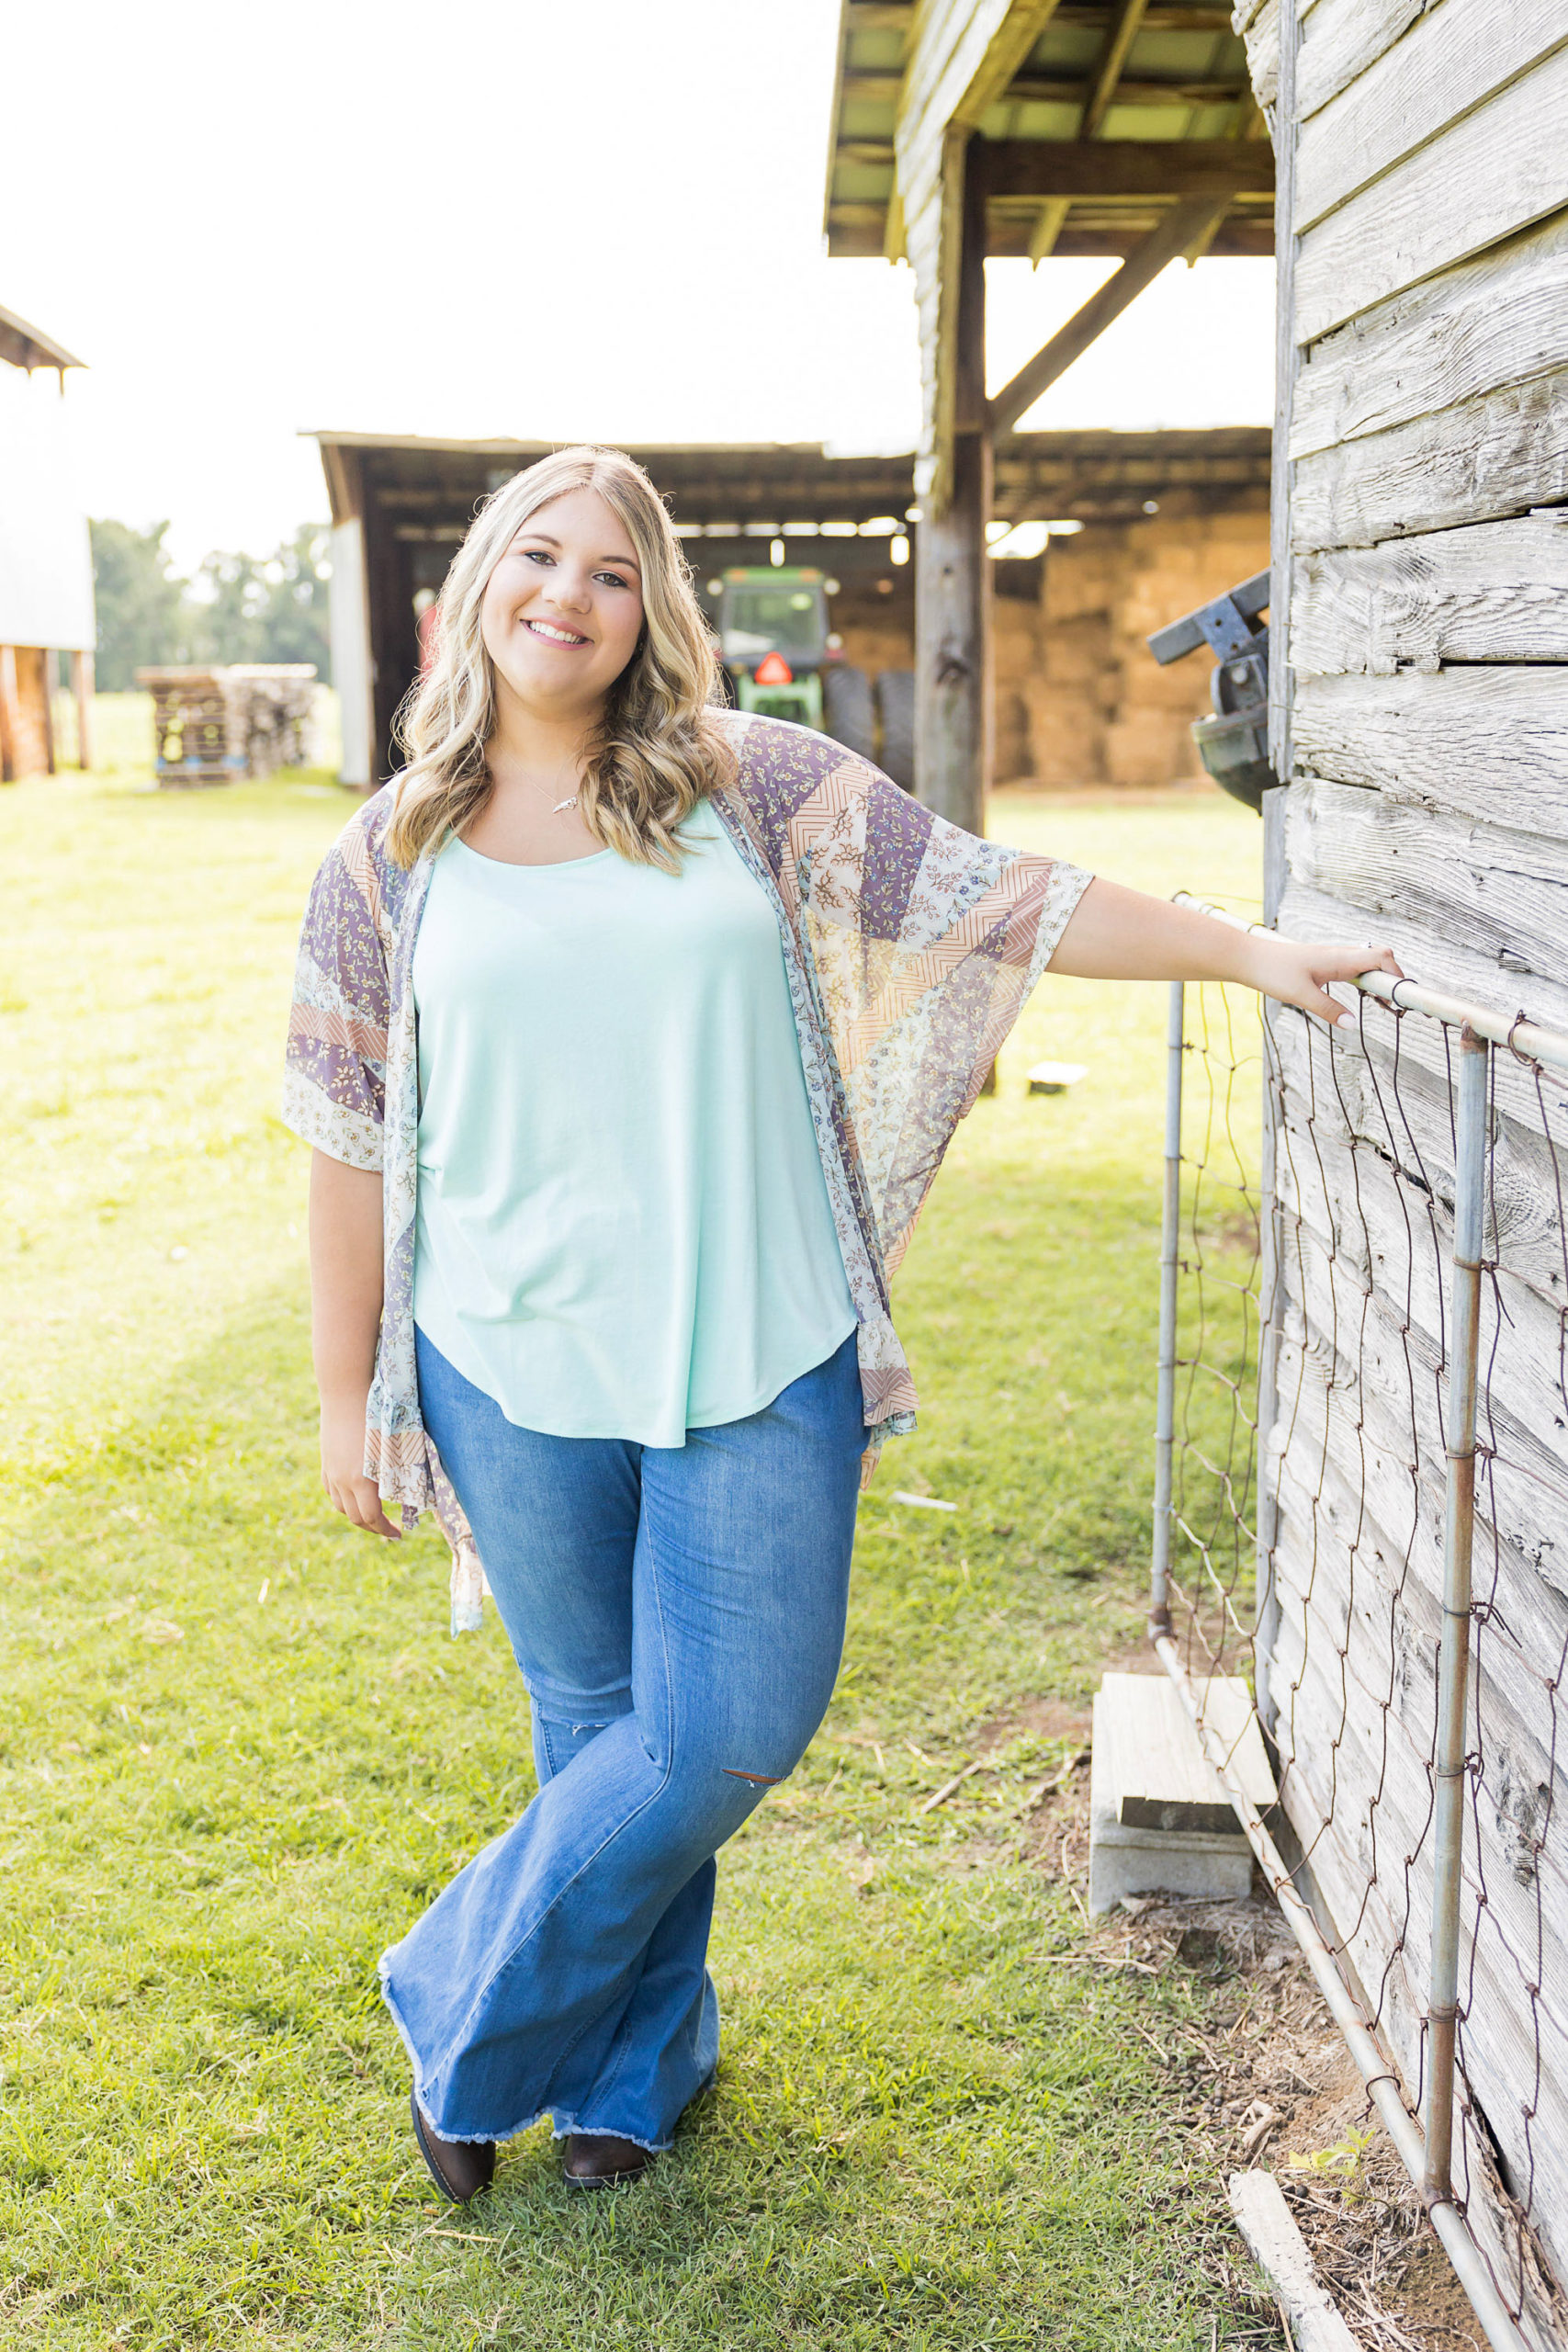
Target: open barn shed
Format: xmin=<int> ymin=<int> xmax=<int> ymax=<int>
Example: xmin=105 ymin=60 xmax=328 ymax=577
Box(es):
xmin=0 ymin=304 xmax=95 ymax=779
xmin=312 ymin=425 xmax=1269 ymax=789
xmin=823 ymin=0 xmax=1274 ymax=828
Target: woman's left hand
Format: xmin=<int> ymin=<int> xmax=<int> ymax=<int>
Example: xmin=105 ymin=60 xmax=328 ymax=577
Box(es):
xmin=1245 ymin=934 xmax=1404 ymax=1028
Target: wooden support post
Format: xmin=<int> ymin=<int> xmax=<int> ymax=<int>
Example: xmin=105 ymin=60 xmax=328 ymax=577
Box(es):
xmin=0 ymin=644 xmax=18 ymax=784
xmin=915 ymin=137 xmax=991 ymax=837
xmin=40 ymin=652 xmax=57 ymax=775
xmin=72 ymin=649 xmax=95 ymax=770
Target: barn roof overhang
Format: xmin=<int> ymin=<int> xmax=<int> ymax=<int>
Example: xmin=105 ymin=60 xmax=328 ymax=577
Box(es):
xmin=825 ymin=1 xmax=1273 ymax=260
xmin=823 ymin=2 xmax=1277 ymax=511
xmin=0 ymin=303 xmax=87 ymax=375
xmin=308 ymin=426 xmax=1269 ymax=532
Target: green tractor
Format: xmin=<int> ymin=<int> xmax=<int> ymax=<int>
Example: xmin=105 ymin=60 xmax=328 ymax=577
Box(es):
xmin=716 ymin=567 xmax=831 ymax=726
xmin=710 ymin=562 xmax=915 ymax=790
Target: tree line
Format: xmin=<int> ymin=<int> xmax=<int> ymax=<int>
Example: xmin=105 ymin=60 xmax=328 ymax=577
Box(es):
xmin=89 ymin=520 xmax=333 ymax=693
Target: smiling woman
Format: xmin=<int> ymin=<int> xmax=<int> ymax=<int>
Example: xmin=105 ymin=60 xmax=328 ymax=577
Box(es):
xmin=387 ymin=448 xmax=730 ymax=875
xmin=281 ymin=441 xmax=1396 ymax=2213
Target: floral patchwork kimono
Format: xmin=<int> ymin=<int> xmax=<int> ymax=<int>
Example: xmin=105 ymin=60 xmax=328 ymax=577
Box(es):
xmin=283 ymin=711 xmax=1091 ymax=1629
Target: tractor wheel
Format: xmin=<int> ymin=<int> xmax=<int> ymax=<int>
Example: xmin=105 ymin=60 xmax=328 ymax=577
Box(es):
xmin=875 ymin=670 xmax=916 ymax=791
xmin=821 ymin=665 xmax=876 ymax=763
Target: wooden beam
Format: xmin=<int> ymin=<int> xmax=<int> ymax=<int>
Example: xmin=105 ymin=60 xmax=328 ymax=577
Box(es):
xmin=981 ymin=138 xmax=1276 ymax=198
xmin=840 ymin=72 xmax=905 ymax=104
xmin=988 ymin=196 xmax=1232 ymax=431
xmin=1029 ymin=197 xmax=1071 ymax=261
xmin=0 ymin=645 xmax=19 ymax=785
xmin=1227 ymin=2175 xmax=1360 ymax=2352
xmin=916 ymin=139 xmax=992 ymax=834
xmin=1054 ymin=3 xmax=1228 ymax=19
xmin=71 ymin=650 xmax=95 ymax=771
xmin=846 ymin=1 xmax=915 ymax=27
xmin=1025 ymin=0 xmax=1151 ymax=261
xmin=1081 ymin=0 xmax=1150 ymax=138
xmin=1009 ymin=72 xmax=1249 ymax=106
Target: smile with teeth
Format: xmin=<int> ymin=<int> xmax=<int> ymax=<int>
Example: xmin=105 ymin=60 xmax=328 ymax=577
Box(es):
xmin=525 ymin=617 xmax=591 ymax=646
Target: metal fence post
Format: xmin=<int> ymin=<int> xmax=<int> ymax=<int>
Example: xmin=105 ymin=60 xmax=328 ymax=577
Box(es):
xmin=1151 ymin=980 xmax=1185 ymax=1639
xmin=1426 ymin=1024 xmax=1489 ymax=2203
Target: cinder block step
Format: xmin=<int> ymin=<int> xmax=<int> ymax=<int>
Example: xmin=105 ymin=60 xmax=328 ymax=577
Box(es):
xmin=1088 ymin=1671 xmax=1275 ymax=1915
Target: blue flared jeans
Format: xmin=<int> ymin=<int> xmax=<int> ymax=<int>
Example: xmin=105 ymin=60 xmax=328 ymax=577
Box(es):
xmin=379 ymin=1329 xmax=863 ymax=2153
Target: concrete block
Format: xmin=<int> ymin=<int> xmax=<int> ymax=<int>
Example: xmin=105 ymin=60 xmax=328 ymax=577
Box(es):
xmin=1088 ymin=1672 xmax=1275 ymax=1915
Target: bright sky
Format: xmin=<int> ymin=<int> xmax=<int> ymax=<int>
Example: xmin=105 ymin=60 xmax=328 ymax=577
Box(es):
xmin=5 ymin=0 xmax=1274 ymax=569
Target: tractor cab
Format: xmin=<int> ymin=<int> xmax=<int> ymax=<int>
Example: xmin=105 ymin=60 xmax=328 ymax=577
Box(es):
xmin=717 ymin=567 xmax=831 ymax=727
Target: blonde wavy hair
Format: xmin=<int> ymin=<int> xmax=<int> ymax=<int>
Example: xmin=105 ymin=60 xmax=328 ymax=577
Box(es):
xmin=388 ymin=445 xmax=730 ymax=870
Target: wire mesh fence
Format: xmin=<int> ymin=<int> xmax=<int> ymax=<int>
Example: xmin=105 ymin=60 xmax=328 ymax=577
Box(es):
xmin=1150 ymin=908 xmax=1568 ymax=2352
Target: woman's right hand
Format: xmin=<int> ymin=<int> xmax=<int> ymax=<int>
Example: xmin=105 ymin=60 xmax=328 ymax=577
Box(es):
xmin=320 ymin=1394 xmax=401 ymax=1539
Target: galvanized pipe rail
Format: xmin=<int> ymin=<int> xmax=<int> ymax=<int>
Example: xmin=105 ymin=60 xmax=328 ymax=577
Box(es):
xmin=1150 ymin=899 xmax=1568 ymax=2352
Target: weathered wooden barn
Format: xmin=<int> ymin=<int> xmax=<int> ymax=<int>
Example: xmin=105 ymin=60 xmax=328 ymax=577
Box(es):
xmin=1242 ymin=0 xmax=1568 ymax=2337
xmin=312 ymin=424 xmax=1269 ymax=789
xmin=0 ymin=304 xmax=95 ymax=779
xmin=825 ymin=1 xmax=1568 ymax=2340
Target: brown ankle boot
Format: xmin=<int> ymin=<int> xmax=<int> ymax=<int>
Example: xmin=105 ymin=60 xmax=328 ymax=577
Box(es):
xmin=563 ymin=2132 xmax=656 ymax=2189
xmin=411 ymin=2090 xmax=496 ymax=2203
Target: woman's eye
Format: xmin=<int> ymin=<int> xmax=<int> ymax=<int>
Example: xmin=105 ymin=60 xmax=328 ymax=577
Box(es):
xmin=597 ymin=572 xmax=631 ymax=590
xmin=524 ymin=548 xmax=554 ymax=566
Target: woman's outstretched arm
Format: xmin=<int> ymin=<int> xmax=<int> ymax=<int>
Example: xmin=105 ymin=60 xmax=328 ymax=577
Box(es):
xmin=309 ymin=1149 xmax=400 ymax=1539
xmin=1048 ymin=876 xmax=1401 ymax=1026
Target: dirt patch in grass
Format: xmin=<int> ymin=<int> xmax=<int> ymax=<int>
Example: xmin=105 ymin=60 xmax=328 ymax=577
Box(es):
xmin=1032 ymin=1789 xmax=1483 ymax=2351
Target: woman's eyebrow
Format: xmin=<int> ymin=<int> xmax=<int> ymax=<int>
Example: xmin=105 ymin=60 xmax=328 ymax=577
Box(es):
xmin=516 ymin=529 xmax=640 ymax=571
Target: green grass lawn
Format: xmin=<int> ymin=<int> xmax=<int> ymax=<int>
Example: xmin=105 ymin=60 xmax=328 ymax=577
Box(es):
xmin=1 ymin=752 xmax=1269 ymax=2350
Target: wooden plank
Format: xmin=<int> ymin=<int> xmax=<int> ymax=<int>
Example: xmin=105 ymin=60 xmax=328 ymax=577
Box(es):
xmin=1237 ymin=0 xmax=1280 ymax=111
xmin=70 ymin=648 xmax=94 ymax=772
xmin=1292 ymin=515 xmax=1568 ymax=676
xmin=1264 ymin=1566 xmax=1568 ymax=2330
xmin=1269 ymin=1338 xmax=1568 ymax=1764
xmin=1269 ymin=867 xmax=1568 ymax=1245
xmin=1293 ymin=365 xmax=1568 ymax=551
xmin=1101 ymin=1671 xmax=1274 ymax=1830
xmin=1290 ymin=209 xmax=1568 ymax=459
xmin=1293 ymin=42 xmax=1568 ymax=345
xmin=1266 ymin=1527 xmax=1568 ymax=2079
xmin=1281 ymin=772 xmax=1568 ymax=994
xmin=980 ymin=138 xmax=1274 ymax=197
xmin=1270 ymin=1487 xmax=1568 ymax=1971
xmin=1005 ymin=74 xmax=1250 ymax=107
xmin=1269 ymin=937 xmax=1568 ymax=1316
xmin=1296 ymin=0 xmax=1568 ymax=232
xmin=1228 ymin=2171 xmax=1361 ymax=2351
xmin=1266 ymin=1569 xmax=1568 ymax=2122
xmin=1295 ymin=0 xmax=1427 ymax=122
xmin=1267 ymin=0 xmax=1299 ymax=779
xmin=1272 ymin=1135 xmax=1568 ymax=1544
xmin=1289 ymin=668 xmax=1568 ymax=846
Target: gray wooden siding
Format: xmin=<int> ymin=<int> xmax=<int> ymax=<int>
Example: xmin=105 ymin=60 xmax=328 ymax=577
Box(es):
xmin=1255 ymin=0 xmax=1568 ymax=2329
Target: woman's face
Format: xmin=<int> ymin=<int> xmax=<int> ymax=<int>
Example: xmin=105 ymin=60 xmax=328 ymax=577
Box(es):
xmin=479 ymin=486 xmax=646 ymax=722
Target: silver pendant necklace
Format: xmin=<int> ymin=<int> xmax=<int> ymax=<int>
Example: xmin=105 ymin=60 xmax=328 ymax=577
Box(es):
xmin=552 ymin=794 xmax=579 ymax=814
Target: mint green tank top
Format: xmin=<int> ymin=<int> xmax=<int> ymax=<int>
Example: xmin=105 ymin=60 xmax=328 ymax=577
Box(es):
xmin=411 ymin=797 xmax=857 ymax=1445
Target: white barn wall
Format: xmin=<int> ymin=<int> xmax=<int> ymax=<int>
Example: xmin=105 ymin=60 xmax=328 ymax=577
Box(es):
xmin=0 ymin=366 xmax=94 ymax=651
